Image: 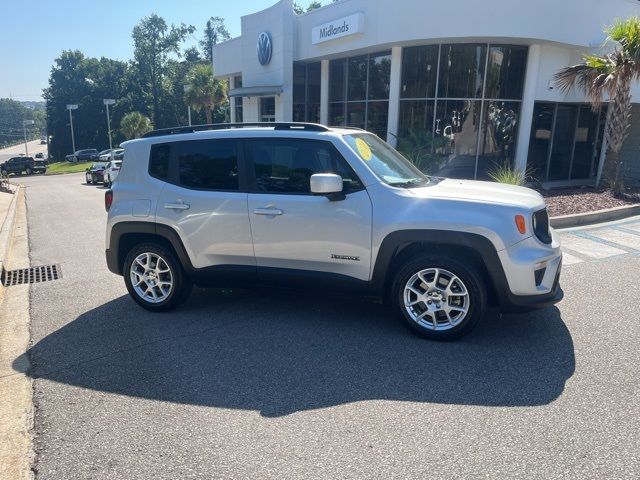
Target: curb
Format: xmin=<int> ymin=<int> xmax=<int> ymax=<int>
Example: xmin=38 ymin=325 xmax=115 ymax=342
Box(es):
xmin=550 ymin=204 xmax=640 ymax=229
xmin=0 ymin=184 xmax=21 ymax=289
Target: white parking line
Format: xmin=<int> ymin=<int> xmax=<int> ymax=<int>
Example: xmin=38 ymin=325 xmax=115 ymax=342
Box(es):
xmin=558 ymin=234 xmax=628 ymax=259
xmin=587 ymin=229 xmax=640 ymax=251
xmin=561 ymin=251 xmax=584 ymax=265
xmin=619 ymin=222 xmax=640 ymax=233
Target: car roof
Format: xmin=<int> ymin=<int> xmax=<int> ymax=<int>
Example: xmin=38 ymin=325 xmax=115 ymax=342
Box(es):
xmin=121 ymin=123 xmax=368 ymax=148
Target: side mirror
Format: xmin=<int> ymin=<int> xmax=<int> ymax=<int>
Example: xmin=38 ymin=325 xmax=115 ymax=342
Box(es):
xmin=310 ymin=173 xmax=345 ymax=201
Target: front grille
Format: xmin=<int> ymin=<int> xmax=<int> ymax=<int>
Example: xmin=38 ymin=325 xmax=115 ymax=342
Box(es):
xmin=1 ymin=264 xmax=62 ymax=286
xmin=533 ymin=208 xmax=552 ymax=244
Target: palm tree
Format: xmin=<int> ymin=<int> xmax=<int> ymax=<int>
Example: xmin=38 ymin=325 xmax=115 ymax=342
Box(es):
xmin=554 ymin=17 xmax=640 ymax=195
xmin=185 ymin=64 xmax=226 ymax=124
xmin=120 ymin=111 xmax=152 ymax=140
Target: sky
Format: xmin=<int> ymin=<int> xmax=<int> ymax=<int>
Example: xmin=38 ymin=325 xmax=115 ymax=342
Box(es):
xmin=0 ymin=0 xmax=306 ymax=102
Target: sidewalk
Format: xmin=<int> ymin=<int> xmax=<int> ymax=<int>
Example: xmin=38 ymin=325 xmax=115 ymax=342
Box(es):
xmin=0 ymin=185 xmax=33 ymax=480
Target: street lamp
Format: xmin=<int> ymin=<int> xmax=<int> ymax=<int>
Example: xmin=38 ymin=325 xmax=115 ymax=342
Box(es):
xmin=66 ymin=104 xmax=78 ymax=158
xmin=184 ymin=85 xmax=192 ymax=126
xmin=103 ymin=99 xmax=116 ymax=161
xmin=22 ymin=120 xmax=35 ymax=157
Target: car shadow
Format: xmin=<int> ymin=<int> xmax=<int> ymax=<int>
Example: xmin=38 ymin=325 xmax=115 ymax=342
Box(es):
xmin=18 ymin=288 xmax=575 ymax=417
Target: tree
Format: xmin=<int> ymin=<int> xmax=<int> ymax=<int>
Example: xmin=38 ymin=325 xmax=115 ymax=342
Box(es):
xmin=120 ymin=111 xmax=152 ymax=139
xmin=43 ymin=50 xmax=129 ymax=159
xmin=554 ymin=17 xmax=640 ymax=194
xmin=200 ymin=17 xmax=230 ymax=62
xmin=293 ymin=1 xmax=323 ymax=14
xmin=132 ymin=14 xmax=195 ymax=127
xmin=184 ymin=64 xmax=227 ymax=124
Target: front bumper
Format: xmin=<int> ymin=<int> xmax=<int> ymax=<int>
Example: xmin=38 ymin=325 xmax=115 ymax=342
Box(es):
xmin=496 ymin=228 xmax=563 ymax=312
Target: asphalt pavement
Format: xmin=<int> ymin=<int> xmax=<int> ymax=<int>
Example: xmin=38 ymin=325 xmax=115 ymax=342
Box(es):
xmin=0 ymin=140 xmax=47 ymax=163
xmin=8 ymin=173 xmax=640 ymax=479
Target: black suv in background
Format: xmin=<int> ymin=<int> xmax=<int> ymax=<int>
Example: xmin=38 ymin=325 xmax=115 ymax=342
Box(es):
xmin=0 ymin=156 xmax=47 ymax=176
xmin=73 ymin=149 xmax=99 ymax=162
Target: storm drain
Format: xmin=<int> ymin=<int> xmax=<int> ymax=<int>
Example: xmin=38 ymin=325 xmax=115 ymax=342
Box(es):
xmin=1 ymin=264 xmax=61 ymax=286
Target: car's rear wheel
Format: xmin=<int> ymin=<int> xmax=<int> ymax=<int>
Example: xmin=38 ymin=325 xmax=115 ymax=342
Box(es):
xmin=86 ymin=175 xmax=92 ymax=184
xmin=123 ymin=243 xmax=192 ymax=312
xmin=391 ymin=254 xmax=486 ymax=340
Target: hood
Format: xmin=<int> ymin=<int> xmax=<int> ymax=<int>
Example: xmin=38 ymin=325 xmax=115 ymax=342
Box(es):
xmin=409 ymin=178 xmax=545 ymax=210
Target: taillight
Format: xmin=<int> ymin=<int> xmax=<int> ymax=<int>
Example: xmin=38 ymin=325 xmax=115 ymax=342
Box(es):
xmin=105 ymin=190 xmax=113 ymax=212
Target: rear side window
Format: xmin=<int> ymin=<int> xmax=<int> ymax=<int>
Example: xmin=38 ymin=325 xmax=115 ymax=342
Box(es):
xmin=248 ymin=139 xmax=364 ymax=194
xmin=176 ymin=139 xmax=239 ymax=191
xmin=149 ymin=144 xmax=170 ymax=180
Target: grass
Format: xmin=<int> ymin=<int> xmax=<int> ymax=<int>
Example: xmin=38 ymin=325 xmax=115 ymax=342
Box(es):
xmin=45 ymin=161 xmax=93 ymax=175
xmin=487 ymin=163 xmax=530 ymax=186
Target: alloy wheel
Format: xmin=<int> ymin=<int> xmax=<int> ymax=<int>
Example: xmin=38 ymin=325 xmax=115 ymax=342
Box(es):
xmin=129 ymin=252 xmax=174 ymax=304
xmin=403 ymin=268 xmax=469 ymax=331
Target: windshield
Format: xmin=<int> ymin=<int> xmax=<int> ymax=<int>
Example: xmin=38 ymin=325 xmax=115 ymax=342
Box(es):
xmin=343 ymin=133 xmax=430 ymax=188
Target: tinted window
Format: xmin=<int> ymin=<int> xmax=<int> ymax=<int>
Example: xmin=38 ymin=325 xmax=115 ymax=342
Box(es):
xmin=401 ymin=45 xmax=439 ymax=99
xmin=176 ymin=140 xmax=239 ymax=190
xmin=249 ymin=139 xmax=363 ymax=194
xmin=485 ymin=46 xmax=527 ymax=100
xmin=149 ymin=143 xmax=171 ymax=180
xmin=438 ymin=44 xmax=487 ymax=99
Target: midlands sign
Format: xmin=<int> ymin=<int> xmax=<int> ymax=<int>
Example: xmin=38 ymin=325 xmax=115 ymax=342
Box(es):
xmin=312 ymin=13 xmax=365 ymax=45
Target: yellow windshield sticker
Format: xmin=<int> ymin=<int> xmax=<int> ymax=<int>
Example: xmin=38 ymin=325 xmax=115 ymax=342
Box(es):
xmin=355 ymin=138 xmax=373 ymax=161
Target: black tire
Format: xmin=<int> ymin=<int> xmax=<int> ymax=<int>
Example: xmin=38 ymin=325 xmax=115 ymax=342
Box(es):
xmin=1 ymin=169 xmax=7 ymax=177
xmin=391 ymin=254 xmax=486 ymax=341
xmin=86 ymin=177 xmax=93 ymax=184
xmin=123 ymin=242 xmax=193 ymax=312
xmin=25 ymin=168 xmax=32 ymax=175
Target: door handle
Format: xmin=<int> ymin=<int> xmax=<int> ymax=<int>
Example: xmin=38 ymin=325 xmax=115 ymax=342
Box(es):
xmin=253 ymin=207 xmax=283 ymax=216
xmin=164 ymin=202 xmax=190 ymax=211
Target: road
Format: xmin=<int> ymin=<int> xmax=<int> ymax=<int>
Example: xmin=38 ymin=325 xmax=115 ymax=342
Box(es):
xmin=10 ymin=173 xmax=640 ymax=479
xmin=0 ymin=139 xmax=48 ymax=163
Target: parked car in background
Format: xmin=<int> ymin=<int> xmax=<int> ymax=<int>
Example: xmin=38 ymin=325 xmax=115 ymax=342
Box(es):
xmin=65 ymin=154 xmax=75 ymax=162
xmin=40 ymin=137 xmax=47 ymax=145
xmin=85 ymin=161 xmax=110 ymax=184
xmin=35 ymin=153 xmax=44 ymax=158
xmin=74 ymin=149 xmax=99 ymax=162
xmin=99 ymin=148 xmax=123 ymax=162
xmin=104 ymin=159 xmax=123 ymax=187
xmin=1 ymin=156 xmax=47 ymax=176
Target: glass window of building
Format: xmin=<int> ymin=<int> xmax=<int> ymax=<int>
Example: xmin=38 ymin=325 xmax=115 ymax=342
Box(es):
xmin=526 ymin=102 xmax=606 ymax=183
xmin=260 ymin=97 xmax=275 ymax=122
xmin=233 ymin=76 xmax=243 ymax=123
xmin=401 ymin=46 xmax=439 ymax=99
xmin=329 ymin=51 xmax=391 ymax=138
xmin=438 ymin=44 xmax=487 ymax=99
xmin=293 ymin=62 xmax=321 ymax=123
xmin=485 ymin=46 xmax=528 ymax=100
xmin=398 ymin=43 xmax=527 ymax=179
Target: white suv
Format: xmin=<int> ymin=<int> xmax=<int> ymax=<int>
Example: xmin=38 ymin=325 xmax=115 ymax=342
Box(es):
xmin=105 ymin=123 xmax=562 ymax=340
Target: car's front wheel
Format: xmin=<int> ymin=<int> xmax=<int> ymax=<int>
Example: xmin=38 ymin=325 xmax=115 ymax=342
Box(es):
xmin=391 ymin=254 xmax=486 ymax=341
xmin=123 ymin=243 xmax=192 ymax=312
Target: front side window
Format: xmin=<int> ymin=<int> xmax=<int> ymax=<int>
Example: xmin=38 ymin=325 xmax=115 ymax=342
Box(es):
xmin=176 ymin=139 xmax=239 ymax=190
xmin=344 ymin=133 xmax=430 ymax=187
xmin=249 ymin=139 xmax=363 ymax=194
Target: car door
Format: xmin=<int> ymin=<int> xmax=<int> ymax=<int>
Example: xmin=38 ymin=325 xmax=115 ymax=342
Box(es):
xmin=246 ymin=137 xmax=373 ymax=282
xmin=154 ymin=138 xmax=255 ymax=272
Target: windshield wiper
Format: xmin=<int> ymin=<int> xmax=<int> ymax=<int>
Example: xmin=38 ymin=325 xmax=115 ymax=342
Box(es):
xmin=387 ymin=178 xmax=429 ymax=188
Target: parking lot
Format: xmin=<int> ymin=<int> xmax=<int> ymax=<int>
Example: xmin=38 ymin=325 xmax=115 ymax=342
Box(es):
xmin=9 ymin=172 xmax=640 ymax=479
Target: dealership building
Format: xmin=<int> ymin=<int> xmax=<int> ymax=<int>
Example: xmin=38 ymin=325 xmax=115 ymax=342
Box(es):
xmin=213 ymin=0 xmax=640 ymax=185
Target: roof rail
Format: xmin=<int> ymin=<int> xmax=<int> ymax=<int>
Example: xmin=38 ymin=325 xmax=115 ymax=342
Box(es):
xmin=141 ymin=122 xmax=331 ymax=138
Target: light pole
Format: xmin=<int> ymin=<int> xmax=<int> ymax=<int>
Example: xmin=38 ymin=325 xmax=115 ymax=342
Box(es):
xmin=184 ymin=85 xmax=192 ymax=126
xmin=22 ymin=120 xmax=35 ymax=157
xmin=103 ymin=99 xmax=116 ymax=160
xmin=66 ymin=104 xmax=78 ymax=158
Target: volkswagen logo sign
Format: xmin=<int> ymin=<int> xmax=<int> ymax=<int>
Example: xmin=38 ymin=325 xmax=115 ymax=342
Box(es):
xmin=257 ymin=31 xmax=272 ymax=66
